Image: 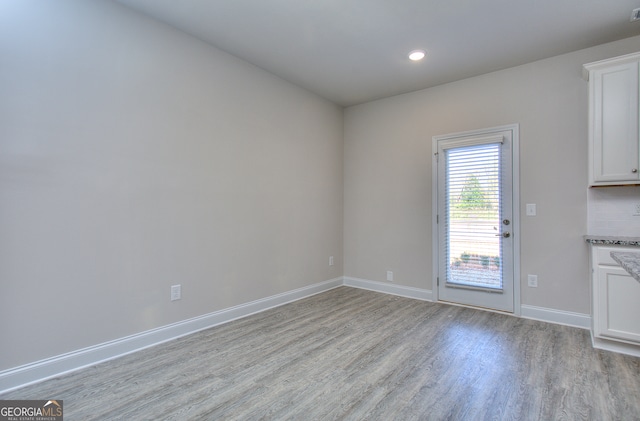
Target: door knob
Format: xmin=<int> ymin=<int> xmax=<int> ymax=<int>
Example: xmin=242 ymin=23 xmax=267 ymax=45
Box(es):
xmin=495 ymin=232 xmax=511 ymax=238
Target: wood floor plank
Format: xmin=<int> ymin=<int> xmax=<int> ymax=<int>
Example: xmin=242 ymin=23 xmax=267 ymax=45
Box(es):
xmin=1 ymin=287 xmax=639 ymax=420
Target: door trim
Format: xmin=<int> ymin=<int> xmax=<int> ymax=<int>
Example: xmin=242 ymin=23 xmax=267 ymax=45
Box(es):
xmin=431 ymin=124 xmax=521 ymax=316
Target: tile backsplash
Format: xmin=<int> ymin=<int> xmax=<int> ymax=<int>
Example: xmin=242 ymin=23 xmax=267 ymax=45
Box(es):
xmin=588 ymin=185 xmax=640 ymax=236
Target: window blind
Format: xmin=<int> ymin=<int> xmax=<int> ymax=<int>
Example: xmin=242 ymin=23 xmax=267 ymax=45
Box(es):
xmin=444 ymin=143 xmax=503 ymax=291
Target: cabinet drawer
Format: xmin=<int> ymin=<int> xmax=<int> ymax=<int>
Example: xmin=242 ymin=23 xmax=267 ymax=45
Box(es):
xmin=595 ymin=246 xmax=640 ymax=266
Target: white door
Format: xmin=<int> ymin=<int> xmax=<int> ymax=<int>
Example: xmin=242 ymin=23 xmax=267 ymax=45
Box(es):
xmin=433 ymin=125 xmax=519 ymax=313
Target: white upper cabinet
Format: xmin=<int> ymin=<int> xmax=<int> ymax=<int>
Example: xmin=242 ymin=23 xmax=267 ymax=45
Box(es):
xmin=584 ymin=52 xmax=640 ymax=186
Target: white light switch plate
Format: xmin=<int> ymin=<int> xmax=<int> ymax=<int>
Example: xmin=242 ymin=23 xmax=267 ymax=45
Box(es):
xmin=526 ymin=203 xmax=537 ymax=216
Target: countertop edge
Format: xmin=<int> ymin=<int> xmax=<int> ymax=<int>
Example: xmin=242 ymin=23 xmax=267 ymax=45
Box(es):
xmin=610 ymin=251 xmax=640 ymax=283
xmin=584 ymin=235 xmax=640 ymax=247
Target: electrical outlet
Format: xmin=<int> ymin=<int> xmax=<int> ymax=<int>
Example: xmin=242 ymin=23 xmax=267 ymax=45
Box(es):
xmin=329 ymin=256 xmax=334 ymax=266
xmin=633 ymin=202 xmax=640 ymax=216
xmin=171 ymin=284 xmax=181 ymax=301
xmin=527 ymin=275 xmax=538 ymax=288
xmin=386 ymin=271 xmax=394 ymax=282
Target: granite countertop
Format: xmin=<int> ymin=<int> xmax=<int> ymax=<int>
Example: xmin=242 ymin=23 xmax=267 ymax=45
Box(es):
xmin=610 ymin=251 xmax=640 ymax=283
xmin=584 ymin=235 xmax=640 ymax=247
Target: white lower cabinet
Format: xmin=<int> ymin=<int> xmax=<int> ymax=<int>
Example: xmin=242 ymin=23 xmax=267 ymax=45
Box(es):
xmin=591 ymin=245 xmax=640 ymax=351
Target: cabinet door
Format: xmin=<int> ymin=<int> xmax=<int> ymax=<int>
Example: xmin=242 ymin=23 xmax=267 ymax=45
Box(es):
xmin=595 ymin=265 xmax=640 ymax=343
xmin=590 ymin=60 xmax=640 ymax=185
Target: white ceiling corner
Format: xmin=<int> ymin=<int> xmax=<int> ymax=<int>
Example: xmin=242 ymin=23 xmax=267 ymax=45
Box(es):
xmin=116 ymin=0 xmax=640 ymax=106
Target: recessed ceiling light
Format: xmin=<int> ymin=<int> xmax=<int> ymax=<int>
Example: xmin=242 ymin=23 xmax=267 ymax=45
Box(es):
xmin=408 ymin=49 xmax=426 ymax=61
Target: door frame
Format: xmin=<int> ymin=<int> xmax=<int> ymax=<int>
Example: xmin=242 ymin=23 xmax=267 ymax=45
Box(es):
xmin=431 ymin=124 xmax=521 ymax=315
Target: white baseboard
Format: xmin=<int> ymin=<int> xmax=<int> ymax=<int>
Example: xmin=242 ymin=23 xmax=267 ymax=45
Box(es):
xmin=0 ymin=277 xmax=605 ymax=394
xmin=343 ymin=276 xmax=433 ymax=301
xmin=591 ymin=333 xmax=640 ymax=358
xmin=0 ymin=277 xmax=343 ymax=394
xmin=520 ymin=304 xmax=591 ymax=329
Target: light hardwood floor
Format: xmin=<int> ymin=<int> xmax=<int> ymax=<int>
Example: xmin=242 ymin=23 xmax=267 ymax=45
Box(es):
xmin=2 ymin=286 xmax=639 ymax=420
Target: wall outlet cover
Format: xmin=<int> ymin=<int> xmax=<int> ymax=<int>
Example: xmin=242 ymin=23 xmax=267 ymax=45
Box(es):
xmin=171 ymin=284 xmax=181 ymax=301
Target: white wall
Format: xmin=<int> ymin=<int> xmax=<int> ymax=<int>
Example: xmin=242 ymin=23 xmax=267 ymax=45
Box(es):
xmin=0 ymin=1 xmax=343 ymax=371
xmin=344 ymin=35 xmax=640 ymax=315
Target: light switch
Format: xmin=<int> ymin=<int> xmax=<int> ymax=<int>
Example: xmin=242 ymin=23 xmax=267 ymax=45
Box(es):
xmin=526 ymin=203 xmax=537 ymax=216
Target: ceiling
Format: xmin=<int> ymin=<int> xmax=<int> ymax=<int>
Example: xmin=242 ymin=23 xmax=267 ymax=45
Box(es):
xmin=116 ymin=0 xmax=640 ymax=106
